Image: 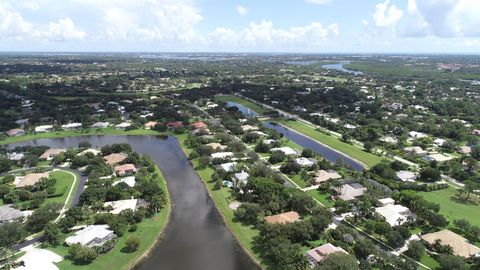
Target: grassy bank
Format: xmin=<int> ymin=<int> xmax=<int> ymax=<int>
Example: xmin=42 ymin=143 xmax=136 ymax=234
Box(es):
xmin=420 ymin=187 xmax=480 ymax=227
xmin=49 ymin=165 xmax=171 ymax=270
xmin=46 ymin=170 xmax=78 ymax=207
xmin=175 ymin=134 xmax=266 ymax=269
xmin=275 ymin=119 xmax=383 ymax=168
xmin=215 ymin=95 xmax=269 ymax=114
xmin=0 ymin=128 xmax=161 ymax=145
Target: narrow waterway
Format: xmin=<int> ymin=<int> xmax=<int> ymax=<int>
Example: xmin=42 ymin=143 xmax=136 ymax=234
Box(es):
xmin=7 ymin=135 xmax=259 ymax=270
xmin=226 ymin=101 xmax=364 ymax=171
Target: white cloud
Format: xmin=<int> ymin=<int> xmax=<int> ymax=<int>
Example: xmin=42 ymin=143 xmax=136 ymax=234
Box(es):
xmin=42 ymin=18 xmax=86 ymax=41
xmin=404 ymin=0 xmax=480 ymax=37
xmin=372 ymin=0 xmax=403 ymax=28
xmin=21 ymin=1 xmax=40 ymax=11
xmin=236 ymin=5 xmax=248 ymax=16
xmin=208 ymin=20 xmax=339 ymax=50
xmin=0 ymin=3 xmax=33 ymax=39
xmin=305 ymin=0 xmax=333 ymax=5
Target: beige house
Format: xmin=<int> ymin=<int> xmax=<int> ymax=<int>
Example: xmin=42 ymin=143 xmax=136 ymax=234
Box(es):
xmin=265 ymin=211 xmax=300 ymax=224
xmin=313 ymin=170 xmax=342 ymax=184
xmin=421 ymin=229 xmax=480 ymax=258
xmin=114 ymin=164 xmax=137 ymax=176
xmin=334 ymin=183 xmax=366 ymax=201
xmin=305 ymin=243 xmax=348 ymax=266
xmin=15 ymin=172 xmax=50 ymax=188
xmin=103 ymin=153 xmax=127 ymax=165
xmin=39 ymin=149 xmax=66 ymax=160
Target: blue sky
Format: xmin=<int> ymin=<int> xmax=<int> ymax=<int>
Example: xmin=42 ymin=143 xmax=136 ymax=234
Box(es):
xmin=0 ymin=0 xmax=479 ymax=53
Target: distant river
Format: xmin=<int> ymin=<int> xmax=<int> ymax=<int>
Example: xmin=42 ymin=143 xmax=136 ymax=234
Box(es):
xmin=322 ymin=62 xmax=363 ymax=75
xmin=7 ymin=135 xmax=259 ymax=270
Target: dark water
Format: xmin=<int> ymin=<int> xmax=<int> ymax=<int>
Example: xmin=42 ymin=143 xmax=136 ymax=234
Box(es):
xmin=263 ymin=122 xmax=364 ymax=171
xmin=226 ymin=101 xmax=259 ymax=116
xmin=322 ymin=62 xmax=363 ymax=75
xmin=7 ymin=135 xmax=258 ymax=270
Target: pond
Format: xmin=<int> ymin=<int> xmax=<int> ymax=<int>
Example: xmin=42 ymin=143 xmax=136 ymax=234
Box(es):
xmin=7 ymin=135 xmax=259 ymax=270
xmin=226 ymin=101 xmax=259 ymax=116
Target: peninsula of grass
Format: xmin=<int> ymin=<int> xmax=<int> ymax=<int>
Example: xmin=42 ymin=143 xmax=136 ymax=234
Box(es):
xmin=215 ymin=95 xmax=269 ymax=115
xmin=49 ymin=165 xmax=171 ymax=270
xmin=0 ymin=127 xmax=162 ymax=145
xmin=274 ymin=119 xmax=383 ymax=168
xmin=45 ymin=170 xmax=78 ymax=207
xmin=175 ymin=134 xmax=267 ymax=269
xmin=420 ymin=186 xmax=480 ymax=227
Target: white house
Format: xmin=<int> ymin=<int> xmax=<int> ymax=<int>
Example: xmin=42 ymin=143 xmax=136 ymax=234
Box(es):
xmin=271 ymin=147 xmax=298 ymax=156
xmin=375 ymin=204 xmax=414 ymax=226
xmin=91 ymin=122 xmax=110 ymax=129
xmin=408 ymin=131 xmax=428 ymax=139
xmin=294 ymin=157 xmax=315 ymax=167
xmin=219 ymin=162 xmax=237 ymax=172
xmin=65 ymin=225 xmax=116 ymax=247
xmin=35 ymin=125 xmax=53 ymax=133
xmin=112 ymin=176 xmax=136 ymax=187
xmin=115 ymin=122 xmax=131 ymax=130
xmin=103 ymin=198 xmax=138 ymax=214
xmin=423 ymin=153 xmax=454 ymax=163
xmin=61 ymin=123 xmax=82 ymax=130
xmin=233 ymin=171 xmax=249 ymax=185
xmin=211 ymin=152 xmax=234 ymax=159
xmin=396 ymin=171 xmax=417 ymax=182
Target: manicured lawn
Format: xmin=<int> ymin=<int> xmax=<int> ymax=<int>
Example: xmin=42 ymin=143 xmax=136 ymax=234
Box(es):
xmin=49 ymin=165 xmax=170 ymax=270
xmin=0 ymin=128 xmax=161 ymax=145
xmin=45 ymin=170 xmax=78 ymax=207
xmin=307 ymin=190 xmax=335 ymax=208
xmin=419 ymin=254 xmax=440 ymax=269
xmin=215 ymin=95 xmax=269 ymax=114
xmin=420 ymin=187 xmax=480 ymax=226
xmin=276 ymin=119 xmax=383 ymax=168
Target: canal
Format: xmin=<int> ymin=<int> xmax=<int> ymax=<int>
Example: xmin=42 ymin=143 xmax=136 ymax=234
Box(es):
xmin=7 ymin=135 xmax=259 ymax=270
xmin=227 ymin=101 xmax=365 ymax=171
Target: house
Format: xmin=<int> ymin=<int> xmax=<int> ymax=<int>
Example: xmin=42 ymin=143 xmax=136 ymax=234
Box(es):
xmin=313 ymin=170 xmax=342 ymax=184
xmin=91 ymin=122 xmax=110 ymax=129
xmin=15 ymin=118 xmax=29 ymax=127
xmin=403 ymin=146 xmax=428 ymax=156
xmin=375 ymin=203 xmax=414 ymax=226
xmin=103 ymin=153 xmax=128 ymax=165
xmin=65 ymin=225 xmax=116 ymax=247
xmin=378 ymin=197 xmax=395 ymax=206
xmin=115 ymin=122 xmax=131 ymax=130
xmin=241 ymin=125 xmax=259 ymax=132
xmin=409 ymin=131 xmax=428 ymax=139
xmin=295 ymin=157 xmax=316 ymax=167
xmin=265 ymin=211 xmax=300 ymax=224
xmin=421 ymin=229 xmax=480 ymax=258
xmin=264 ymin=139 xmax=276 ymax=145
xmin=271 ymin=147 xmax=298 ymax=156
xmin=305 ymin=243 xmax=348 ymax=266
xmin=423 ymin=153 xmax=454 ymax=163
xmin=458 ymin=145 xmax=472 ymax=155
xmin=78 ymin=149 xmax=101 ymax=156
xmin=35 ymin=125 xmax=53 ymax=133
xmin=103 ymin=198 xmax=138 ymax=214
xmin=114 ymin=164 xmax=137 ymax=176
xmin=219 ymin=162 xmax=237 ymax=172
xmin=380 ymin=136 xmax=398 ymax=144
xmin=233 ymin=171 xmax=249 ymax=185
xmin=61 ymin=123 xmax=82 ymax=130
xmin=7 ymin=152 xmax=24 ymax=161
xmin=206 ymin=143 xmax=227 ymax=151
xmin=211 ymin=152 xmax=234 ymax=159
xmin=334 ymin=183 xmax=367 ymax=201
xmin=144 ymin=121 xmax=158 ymax=129
xmin=167 ymin=121 xmax=183 ymax=129
xmin=0 ymin=205 xmax=24 ymax=224
xmin=39 ymin=148 xmax=66 ymax=160
xmin=112 ymin=176 xmax=136 ymax=187
xmin=15 ymin=172 xmax=50 ymax=188
xmin=396 ymin=171 xmax=417 ymax=182
xmin=191 ymin=121 xmax=207 ymax=129
xmin=6 ymin=128 xmax=25 ymax=137
xmin=433 ymin=138 xmax=447 ymax=147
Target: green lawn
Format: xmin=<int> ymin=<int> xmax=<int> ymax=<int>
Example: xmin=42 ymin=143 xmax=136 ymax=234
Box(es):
xmin=0 ymin=127 xmax=161 ymax=145
xmin=419 ymin=253 xmax=440 ymax=269
xmin=215 ymin=95 xmax=269 ymax=114
xmin=276 ymin=119 xmax=383 ymax=168
xmin=307 ymin=190 xmax=335 ymax=208
xmin=420 ymin=187 xmax=480 ymax=226
xmin=49 ymin=165 xmax=171 ymax=270
xmin=45 ymin=170 xmax=78 ymax=207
